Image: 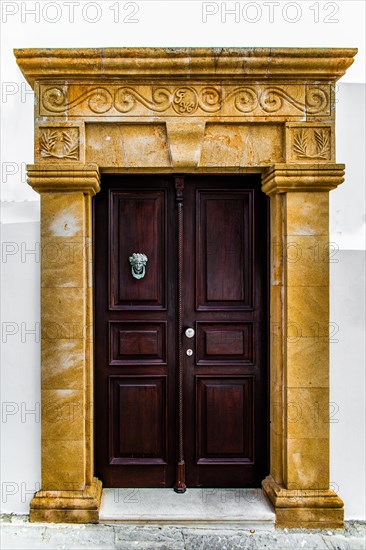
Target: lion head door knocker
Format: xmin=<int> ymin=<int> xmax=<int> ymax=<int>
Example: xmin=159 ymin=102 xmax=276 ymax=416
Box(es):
xmin=129 ymin=253 xmax=148 ymax=280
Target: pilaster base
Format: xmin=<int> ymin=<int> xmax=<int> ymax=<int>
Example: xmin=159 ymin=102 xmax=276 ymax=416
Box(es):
xmin=262 ymin=476 xmax=344 ymax=529
xmin=29 ymin=477 xmax=102 ymax=524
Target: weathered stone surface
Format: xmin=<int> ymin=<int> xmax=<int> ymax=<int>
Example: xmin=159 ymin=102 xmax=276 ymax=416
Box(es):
xmin=14 ymin=48 xmax=357 ymax=87
xmin=114 ymin=525 xmax=184 ymax=548
xmin=1 ymin=517 xmax=365 ymax=549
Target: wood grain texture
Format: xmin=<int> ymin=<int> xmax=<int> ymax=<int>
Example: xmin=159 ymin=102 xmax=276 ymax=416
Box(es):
xmin=94 ymin=174 xmax=268 ymax=488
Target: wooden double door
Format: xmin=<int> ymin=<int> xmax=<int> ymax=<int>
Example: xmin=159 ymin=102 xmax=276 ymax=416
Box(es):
xmin=94 ymin=175 xmax=268 ymax=489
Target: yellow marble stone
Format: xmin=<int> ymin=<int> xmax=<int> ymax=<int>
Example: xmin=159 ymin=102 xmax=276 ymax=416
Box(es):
xmin=84 ymin=285 xmax=95 ymax=488
xmin=30 ymin=477 xmax=102 ymax=524
xmin=42 ymin=338 xmax=84 ymax=390
xmin=262 ymin=475 xmax=343 ymax=528
xmin=41 ymin=194 xmax=85 ymax=239
xmin=35 ymin=122 xmax=85 ymax=164
xmin=41 ymin=237 xmax=85 ymax=288
xmin=269 ymin=285 xmax=284 ymax=388
xmin=86 ymin=124 xmax=171 ymax=168
xmin=275 ymin=507 xmax=344 ymax=529
xmin=15 ymin=48 xmax=357 ymax=87
xmin=200 ymin=123 xmax=284 ymax=167
xmin=270 ymin=383 xmax=283 ymax=437
xmin=285 ymin=437 xmax=329 ymax=489
xmin=285 ymin=123 xmax=335 ymax=164
xmin=286 ymin=236 xmax=330 ymax=287
xmin=262 ymin=164 xmax=345 ymax=195
xmin=286 ymin=192 xmax=329 ymax=236
xmin=28 ymin=164 xmax=100 ymax=196
xmin=13 ymin=47 xmax=356 ymax=528
xmin=286 ymin=337 xmax=329 ymax=388
xmin=269 ymin=194 xmax=285 ymax=286
xmin=42 ymin=439 xmax=86 ymax=490
xmin=287 ymin=286 xmax=329 ymax=338
xmin=41 ymin=389 xmax=85 ymax=441
xmin=285 ymin=387 xmax=329 ymax=439
xmin=270 ymin=428 xmax=283 ymax=484
xmin=41 ymin=288 xmax=85 ymax=340
xmin=166 ymin=121 xmax=206 ymax=169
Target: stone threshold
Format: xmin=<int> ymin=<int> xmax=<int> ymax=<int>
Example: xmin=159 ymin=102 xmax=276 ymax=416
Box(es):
xmin=99 ymin=488 xmax=275 ymax=528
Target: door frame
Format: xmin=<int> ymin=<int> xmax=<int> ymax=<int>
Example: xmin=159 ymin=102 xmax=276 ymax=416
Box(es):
xmin=15 ymin=47 xmax=356 ymax=527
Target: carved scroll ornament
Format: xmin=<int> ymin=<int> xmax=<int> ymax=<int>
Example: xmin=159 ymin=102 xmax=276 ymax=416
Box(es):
xmin=41 ymin=84 xmax=330 ymax=117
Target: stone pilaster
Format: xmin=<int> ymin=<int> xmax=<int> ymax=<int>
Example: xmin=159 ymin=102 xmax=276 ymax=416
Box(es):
xmin=262 ymin=164 xmax=345 ymax=529
xmin=27 ymin=164 xmax=102 ymax=523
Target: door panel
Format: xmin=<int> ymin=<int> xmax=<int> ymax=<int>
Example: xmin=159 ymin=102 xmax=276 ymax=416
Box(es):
xmin=196 ymin=190 xmax=253 ymax=310
xmin=109 ymin=376 xmax=167 ymax=464
xmin=110 ymin=190 xmax=166 ymax=309
xmin=196 ymin=377 xmax=253 ymax=462
xmin=109 ymin=322 xmax=167 ymax=365
xmin=94 ymin=174 xmax=268 ymax=489
xmin=196 ymin=322 xmax=254 ymax=364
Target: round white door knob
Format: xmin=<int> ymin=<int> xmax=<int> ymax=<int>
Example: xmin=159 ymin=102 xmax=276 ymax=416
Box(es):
xmin=186 ymin=349 xmax=193 ymax=356
xmin=185 ymin=328 xmax=195 ymax=338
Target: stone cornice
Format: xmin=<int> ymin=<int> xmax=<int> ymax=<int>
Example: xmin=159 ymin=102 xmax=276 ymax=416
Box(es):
xmin=14 ymin=48 xmax=357 ymax=88
xmin=27 ymin=164 xmax=100 ymax=195
xmin=262 ymin=163 xmax=345 ymax=194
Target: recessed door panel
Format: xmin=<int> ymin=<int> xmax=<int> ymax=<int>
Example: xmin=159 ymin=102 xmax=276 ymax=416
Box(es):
xmin=196 ymin=191 xmax=253 ymax=310
xmin=196 ymin=377 xmax=254 ymax=462
xmin=110 ymin=190 xmax=166 ymax=309
xmin=109 ymin=376 xmax=167 ymax=464
xmin=196 ymin=322 xmax=254 ymax=365
xmin=109 ymin=322 xmax=167 ymax=365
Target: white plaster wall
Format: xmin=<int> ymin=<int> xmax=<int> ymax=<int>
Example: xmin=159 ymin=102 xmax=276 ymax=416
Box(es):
xmin=0 ymin=0 xmax=365 ymax=519
xmin=330 ymin=83 xmax=366 ymax=520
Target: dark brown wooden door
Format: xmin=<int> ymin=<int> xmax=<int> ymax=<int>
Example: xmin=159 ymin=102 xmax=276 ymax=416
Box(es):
xmin=94 ymin=175 xmax=268 ymax=488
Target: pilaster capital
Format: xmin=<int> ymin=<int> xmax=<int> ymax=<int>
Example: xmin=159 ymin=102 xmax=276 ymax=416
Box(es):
xmin=27 ymin=163 xmax=100 ymax=195
xmin=261 ymin=163 xmax=345 ymax=196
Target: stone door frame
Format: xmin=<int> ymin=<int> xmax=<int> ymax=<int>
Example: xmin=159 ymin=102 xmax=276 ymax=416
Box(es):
xmin=14 ymin=47 xmax=357 ymax=527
